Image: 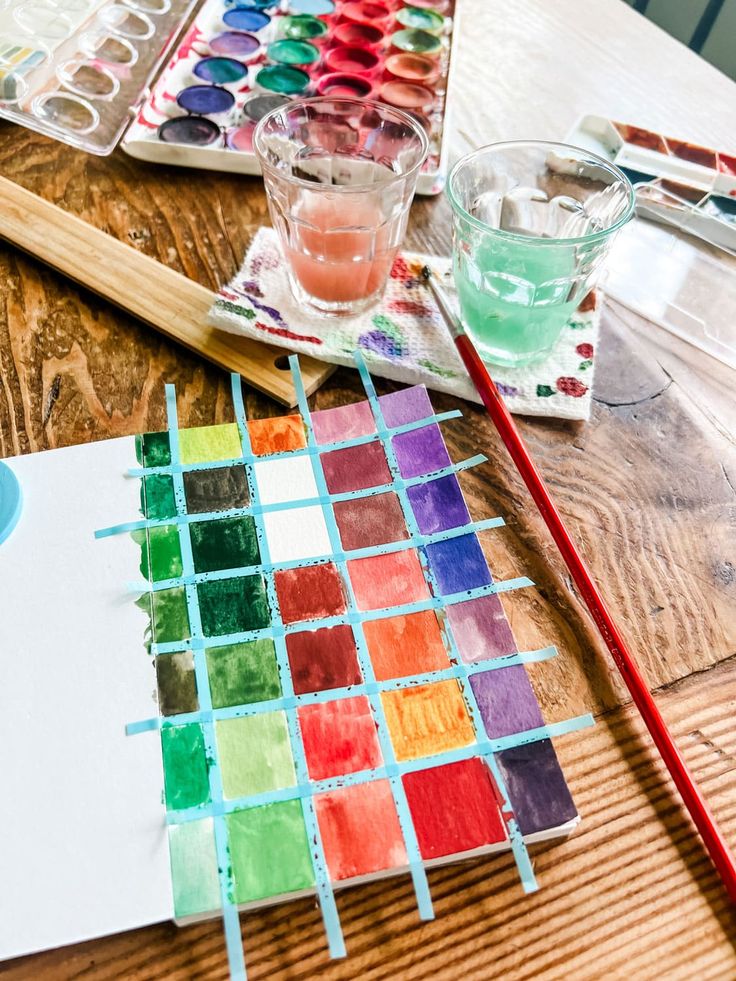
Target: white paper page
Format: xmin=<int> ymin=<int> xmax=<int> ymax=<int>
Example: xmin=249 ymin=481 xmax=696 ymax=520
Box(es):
xmin=0 ymin=437 xmax=173 ymax=960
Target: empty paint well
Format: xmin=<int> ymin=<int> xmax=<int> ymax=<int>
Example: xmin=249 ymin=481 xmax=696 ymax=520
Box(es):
xmin=177 ymin=85 xmax=236 ymax=115
xmin=324 ymin=44 xmax=380 ymax=75
xmin=158 ymin=116 xmax=221 ymax=146
xmin=316 ymin=72 xmax=374 ymax=99
xmin=255 ymin=64 xmax=310 ymax=94
xmin=333 ymin=21 xmax=383 ymax=48
xmin=209 ymin=31 xmax=261 ymax=58
xmin=193 ymin=56 xmax=247 ymax=83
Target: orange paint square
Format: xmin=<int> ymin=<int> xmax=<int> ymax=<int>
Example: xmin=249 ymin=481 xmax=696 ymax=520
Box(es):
xmin=314 ymin=780 xmax=408 ymax=880
xmin=247 ymin=415 xmax=306 ymax=456
xmin=347 ymin=549 xmax=429 ymax=611
xmin=381 ymin=680 xmax=475 ymax=761
xmin=363 ymin=610 xmax=450 ymax=681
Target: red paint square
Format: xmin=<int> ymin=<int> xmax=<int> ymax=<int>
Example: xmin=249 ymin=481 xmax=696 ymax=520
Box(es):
xmin=321 ymin=440 xmax=391 ymax=494
xmin=347 ymin=549 xmax=429 ymax=611
xmin=299 ymin=695 xmax=383 ymax=780
xmin=275 ymin=562 xmax=347 ymax=625
xmin=333 ymin=492 xmax=409 ymax=551
xmin=286 ymin=625 xmax=362 ymax=695
xmin=402 ymin=758 xmax=507 ymax=859
xmin=315 ymin=780 xmax=408 ymax=880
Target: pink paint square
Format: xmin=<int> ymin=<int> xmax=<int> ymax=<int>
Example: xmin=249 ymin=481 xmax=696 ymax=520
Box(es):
xmin=311 ymin=401 xmax=376 ymax=446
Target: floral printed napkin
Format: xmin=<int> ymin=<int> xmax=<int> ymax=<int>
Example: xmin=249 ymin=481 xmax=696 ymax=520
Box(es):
xmin=209 ymin=227 xmax=600 ymax=420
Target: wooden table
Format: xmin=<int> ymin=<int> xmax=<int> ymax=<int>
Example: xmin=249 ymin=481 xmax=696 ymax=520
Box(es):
xmin=2 ymin=0 xmax=735 ymax=977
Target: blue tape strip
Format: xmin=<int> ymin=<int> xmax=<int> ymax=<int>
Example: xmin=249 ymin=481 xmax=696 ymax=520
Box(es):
xmin=163 ymin=385 xmax=247 ymax=981
xmin=95 ymin=453 xmax=488 ymax=540
xmin=126 ymin=645 xmax=560 ymax=735
xmin=354 ymin=349 xmax=539 ymax=893
xmin=289 ymin=354 xmax=435 ymax=922
xmin=231 ymin=375 xmax=345 ymax=960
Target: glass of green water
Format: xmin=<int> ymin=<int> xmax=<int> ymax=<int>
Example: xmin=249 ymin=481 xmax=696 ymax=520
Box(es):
xmin=447 ymin=141 xmax=635 ymax=366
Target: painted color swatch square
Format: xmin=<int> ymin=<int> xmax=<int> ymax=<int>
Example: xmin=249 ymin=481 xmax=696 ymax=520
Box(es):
xmin=333 ymin=492 xmax=409 ymax=551
xmin=425 ymin=534 xmax=492 ymax=595
xmin=496 ymin=741 xmax=577 ymax=835
xmin=285 ymin=625 xmax=362 ymax=695
xmin=156 ymin=651 xmax=198 ymax=716
xmin=320 ymin=440 xmax=390 ymax=494
xmin=141 ymin=525 xmax=182 ymax=582
xmin=150 ymin=586 xmax=190 ymax=644
xmin=363 ymin=610 xmax=450 ymax=681
xmin=168 ymin=818 xmax=221 ymax=918
xmin=382 ymin=681 xmax=475 ymax=761
xmin=407 ymin=474 xmax=471 ymax=534
xmin=227 ymin=800 xmax=315 ymax=904
xmin=315 ymin=781 xmax=408 ymax=881
xmin=275 ymin=563 xmax=346 ymax=624
xmin=179 ymin=423 xmax=242 ymax=465
xmin=391 ymin=424 xmax=451 ymax=480
xmin=378 ymin=384 xmax=433 ymax=428
xmin=447 ymin=595 xmax=516 ymax=663
xmin=471 ymin=666 xmax=544 ymax=740
xmin=311 ymin=400 xmax=376 ymax=445
xmin=161 ymin=723 xmax=211 ymax=811
xmin=216 ymin=712 xmax=295 ymax=799
xmin=206 ymin=639 xmax=281 ymax=708
xmin=183 ymin=465 xmax=249 ymax=514
xmin=190 ymin=516 xmax=259 ymax=573
xmin=247 ymin=414 xmax=306 ymax=456
xmin=197 ymin=575 xmax=270 ymax=636
xmin=142 ymin=473 xmax=177 ymax=521
xmin=137 ymin=430 xmax=171 ymax=468
xmin=402 ymin=759 xmax=507 ymax=859
xmin=254 ymin=455 xmax=318 ymax=505
xmin=299 ymin=696 xmax=382 ymax=781
xmin=262 ymin=505 xmax=331 ymax=563
xmin=348 ymin=549 xmax=429 ymax=611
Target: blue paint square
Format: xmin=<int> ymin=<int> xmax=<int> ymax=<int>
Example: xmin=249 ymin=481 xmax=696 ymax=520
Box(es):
xmin=425 ymin=534 xmax=492 ymax=594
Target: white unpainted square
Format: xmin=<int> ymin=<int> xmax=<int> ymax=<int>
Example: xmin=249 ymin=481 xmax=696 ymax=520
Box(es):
xmin=262 ymin=505 xmax=332 ymax=563
xmin=254 ymin=455 xmax=319 ymax=506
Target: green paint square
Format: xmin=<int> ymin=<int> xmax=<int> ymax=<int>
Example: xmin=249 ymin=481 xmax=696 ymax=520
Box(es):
xmin=151 ymin=586 xmax=191 ymax=643
xmin=136 ymin=431 xmax=172 ymax=468
xmin=206 ymin=639 xmax=281 ymax=708
xmin=156 ymin=651 xmax=198 ymax=716
xmin=161 ymin=723 xmax=211 ymax=811
xmin=168 ymin=818 xmax=221 ymax=918
xmin=141 ymin=474 xmax=177 ymax=521
xmin=216 ymin=711 xmax=295 ymax=799
xmin=179 ymin=423 xmax=242 ymax=465
xmin=143 ymin=525 xmax=183 ymax=582
xmin=197 ymin=576 xmax=270 ymax=637
xmin=190 ymin=516 xmax=260 ymax=574
xmin=227 ymin=800 xmax=314 ymax=904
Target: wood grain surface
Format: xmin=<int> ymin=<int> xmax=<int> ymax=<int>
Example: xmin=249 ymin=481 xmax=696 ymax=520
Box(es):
xmin=1 ymin=0 xmax=735 ymax=977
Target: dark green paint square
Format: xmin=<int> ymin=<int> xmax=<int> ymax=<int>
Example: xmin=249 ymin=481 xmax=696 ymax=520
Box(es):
xmin=137 ymin=431 xmax=172 ymax=468
xmin=190 ymin=516 xmax=260 ymax=574
xmin=206 ymin=639 xmax=281 ymax=708
xmin=157 ymin=651 xmax=199 ymax=716
xmin=183 ymin=466 xmax=250 ymax=514
xmin=161 ymin=723 xmax=210 ymax=811
xmin=197 ymin=576 xmax=270 ymax=637
xmin=141 ymin=474 xmax=177 ymax=521
xmin=151 ymin=586 xmax=191 ymax=643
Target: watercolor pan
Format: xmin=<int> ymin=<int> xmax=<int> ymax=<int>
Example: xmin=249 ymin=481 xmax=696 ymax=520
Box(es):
xmin=120 ymin=0 xmax=463 ymax=195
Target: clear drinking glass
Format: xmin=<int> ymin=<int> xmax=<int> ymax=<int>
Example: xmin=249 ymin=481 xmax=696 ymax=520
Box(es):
xmin=447 ymin=141 xmax=635 ymax=366
xmin=254 ymin=97 xmax=428 ymax=316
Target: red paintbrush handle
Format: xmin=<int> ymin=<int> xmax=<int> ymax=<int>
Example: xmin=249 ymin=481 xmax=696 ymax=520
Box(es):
xmin=455 ymin=331 xmax=736 ymax=903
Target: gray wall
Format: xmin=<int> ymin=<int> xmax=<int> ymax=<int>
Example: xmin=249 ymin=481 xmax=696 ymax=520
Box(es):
xmin=624 ymin=0 xmax=736 ymax=79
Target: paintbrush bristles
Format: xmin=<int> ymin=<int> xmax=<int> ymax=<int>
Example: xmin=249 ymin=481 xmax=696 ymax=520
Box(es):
xmin=422 ymin=265 xmax=463 ymax=340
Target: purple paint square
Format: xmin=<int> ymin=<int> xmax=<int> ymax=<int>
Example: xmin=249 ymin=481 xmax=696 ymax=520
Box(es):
xmin=392 ymin=424 xmax=452 ymax=479
xmin=425 ymin=534 xmax=492 ymax=595
xmin=497 ymin=740 xmax=578 ymax=834
xmin=311 ymin=401 xmax=376 ymax=446
xmin=378 ymin=385 xmax=434 ymax=427
xmin=407 ymin=475 xmax=470 ymax=534
xmin=447 ymin=595 xmax=516 ymax=663
xmin=469 ymin=666 xmax=544 ymax=739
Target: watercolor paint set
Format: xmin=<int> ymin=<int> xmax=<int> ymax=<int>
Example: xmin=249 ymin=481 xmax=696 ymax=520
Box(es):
xmin=0 ymin=356 xmax=592 ymax=976
xmin=121 ymin=0 xmax=460 ymax=194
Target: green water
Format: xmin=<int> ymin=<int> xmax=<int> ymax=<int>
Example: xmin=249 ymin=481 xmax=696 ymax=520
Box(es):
xmin=454 ymin=240 xmax=578 ymax=366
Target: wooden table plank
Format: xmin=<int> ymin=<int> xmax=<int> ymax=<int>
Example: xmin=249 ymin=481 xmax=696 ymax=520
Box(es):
xmin=0 ymin=0 xmax=735 ymax=976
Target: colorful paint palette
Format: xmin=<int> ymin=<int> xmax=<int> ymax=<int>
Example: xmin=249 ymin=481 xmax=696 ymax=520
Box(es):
xmin=104 ymin=355 xmax=592 ymax=978
xmin=121 ymin=0 xmax=461 ymax=194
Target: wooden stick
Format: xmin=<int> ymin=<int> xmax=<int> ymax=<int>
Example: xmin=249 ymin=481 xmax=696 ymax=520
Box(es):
xmin=422 ymin=265 xmax=736 ymax=904
xmin=0 ymin=176 xmax=334 ymax=407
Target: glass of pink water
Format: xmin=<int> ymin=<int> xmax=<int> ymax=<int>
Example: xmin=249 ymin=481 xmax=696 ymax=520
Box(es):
xmin=254 ymin=97 xmax=428 ymax=316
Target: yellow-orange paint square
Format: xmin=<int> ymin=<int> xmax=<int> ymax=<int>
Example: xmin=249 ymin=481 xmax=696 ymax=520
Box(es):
xmin=247 ymin=415 xmax=306 ymax=456
xmin=381 ymin=681 xmax=475 ymax=761
xmin=347 ymin=549 xmax=429 ymax=611
xmin=363 ymin=611 xmax=450 ymax=681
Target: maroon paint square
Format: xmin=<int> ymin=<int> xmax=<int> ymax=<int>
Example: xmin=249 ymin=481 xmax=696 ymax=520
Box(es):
xmin=333 ymin=492 xmax=409 ymax=551
xmin=321 ymin=440 xmax=391 ymax=494
xmin=274 ymin=562 xmax=347 ymax=625
xmin=285 ymin=624 xmax=362 ymax=695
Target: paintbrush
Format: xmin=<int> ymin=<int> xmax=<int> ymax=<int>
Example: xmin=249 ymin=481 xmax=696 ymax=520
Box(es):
xmin=421 ymin=264 xmax=736 ymax=903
